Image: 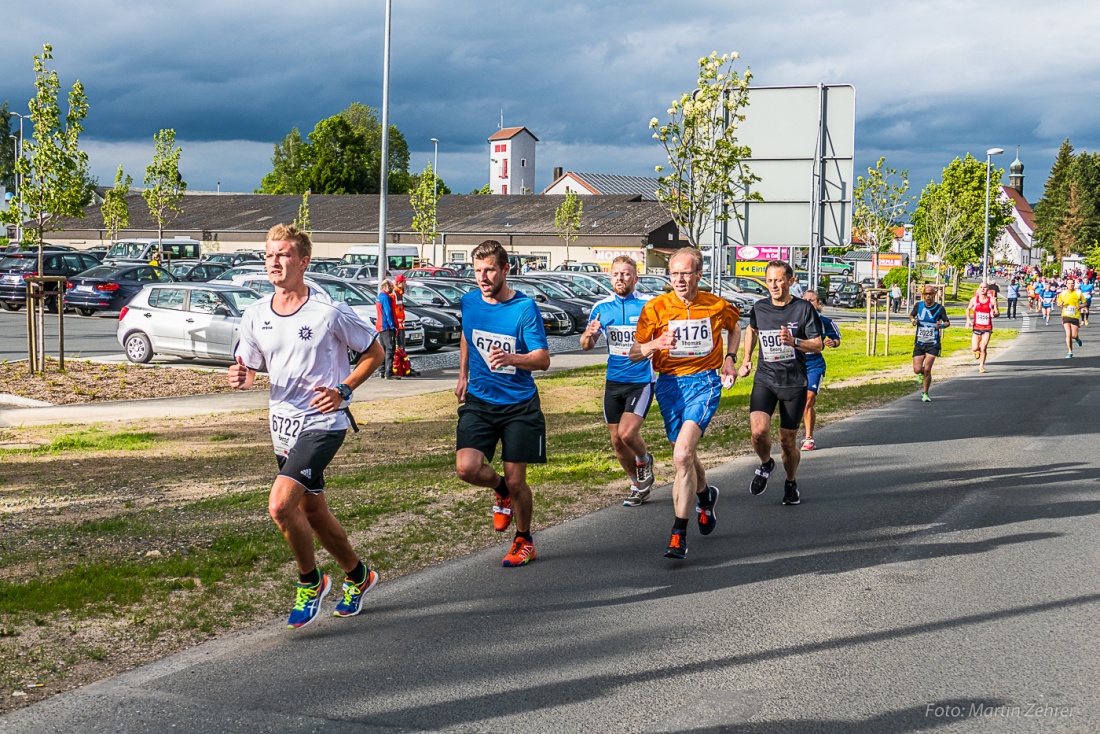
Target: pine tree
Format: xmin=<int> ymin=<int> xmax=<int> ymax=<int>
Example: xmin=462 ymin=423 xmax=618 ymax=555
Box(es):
xmin=1033 ymin=138 xmax=1074 ymax=249
xmin=1052 ymin=180 xmax=1083 ymax=260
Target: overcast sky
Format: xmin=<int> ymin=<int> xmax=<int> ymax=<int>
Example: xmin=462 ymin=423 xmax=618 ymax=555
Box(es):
xmin=3 ymin=1 xmax=1099 ymax=204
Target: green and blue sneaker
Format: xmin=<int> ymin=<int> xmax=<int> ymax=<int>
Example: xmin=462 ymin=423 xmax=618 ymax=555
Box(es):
xmin=334 ymin=570 xmax=379 ymax=618
xmin=287 ymin=573 xmax=331 ymax=629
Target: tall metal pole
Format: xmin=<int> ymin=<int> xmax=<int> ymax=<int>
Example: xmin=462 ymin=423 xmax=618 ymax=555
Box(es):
xmin=11 ymin=113 xmax=27 ymax=245
xmin=982 ymin=147 xmax=1004 ymax=283
xmin=432 ymin=137 xmax=439 ymax=265
xmin=377 ymin=0 xmax=392 ymax=294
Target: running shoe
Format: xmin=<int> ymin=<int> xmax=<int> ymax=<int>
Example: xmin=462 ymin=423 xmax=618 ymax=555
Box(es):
xmin=973 ymin=349 xmax=981 ymax=360
xmin=502 ymin=536 xmax=536 ymax=567
xmin=1067 ymin=352 xmax=1074 ymax=358
xmin=1076 ymin=337 xmax=1083 ymax=347
xmin=921 ymin=392 xmax=931 ymax=403
xmin=696 ymin=486 xmax=719 ymax=535
xmin=333 ymin=570 xmax=379 ymax=618
xmin=801 ymin=437 xmax=816 ymax=451
xmin=492 ymin=492 xmax=513 ymax=532
xmin=782 ymin=480 xmax=801 ymax=506
xmin=750 ymin=458 xmax=775 ymax=495
xmin=623 ymin=483 xmax=651 ymax=507
xmin=635 ymin=453 xmax=655 ymax=491
xmin=287 ymin=573 xmax=331 ymax=629
xmin=664 ymin=531 xmax=687 ymax=559
xmin=979 ymin=365 xmax=987 ymax=373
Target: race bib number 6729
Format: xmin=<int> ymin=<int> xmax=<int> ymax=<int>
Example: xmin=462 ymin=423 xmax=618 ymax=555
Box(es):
xmin=471 ymin=328 xmax=517 ymax=374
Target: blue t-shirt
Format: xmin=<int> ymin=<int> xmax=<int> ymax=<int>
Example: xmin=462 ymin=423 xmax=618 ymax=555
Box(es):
xmin=1041 ymin=288 xmax=1056 ymax=307
xmin=461 ymin=289 xmax=548 ymax=405
xmin=1080 ymin=283 xmax=1094 ymax=300
xmin=588 ymin=292 xmax=655 ymax=384
xmin=804 ymin=313 xmax=840 ymax=369
xmin=911 ymin=301 xmax=949 ymax=345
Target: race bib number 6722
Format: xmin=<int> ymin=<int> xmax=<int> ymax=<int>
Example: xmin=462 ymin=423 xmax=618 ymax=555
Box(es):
xmin=270 ymin=410 xmax=305 ymax=457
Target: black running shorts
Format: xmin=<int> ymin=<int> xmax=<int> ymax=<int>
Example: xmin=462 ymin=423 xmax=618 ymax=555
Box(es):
xmin=749 ymin=381 xmax=807 ymax=431
xmin=457 ymin=393 xmax=547 ymax=464
xmin=913 ymin=342 xmax=942 ymax=358
xmin=603 ymin=380 xmax=654 ymax=424
xmin=1063 ymin=316 xmax=1080 ymax=326
xmin=277 ymin=429 xmax=347 ymax=494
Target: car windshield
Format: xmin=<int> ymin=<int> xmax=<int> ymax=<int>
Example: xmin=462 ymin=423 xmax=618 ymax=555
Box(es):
xmin=76 ymin=265 xmax=125 ymax=279
xmin=0 ymin=256 xmax=36 ymax=272
xmin=839 ymin=283 xmax=859 ymax=293
xmin=222 ymin=289 xmax=263 ymax=312
xmin=213 ymin=266 xmax=259 ymax=282
xmin=511 ymin=283 xmax=545 ymax=299
xmin=531 ymin=279 xmax=573 ymax=299
xmin=169 ymin=264 xmax=194 ymax=276
xmin=561 ymin=277 xmax=603 ymax=296
xmin=310 ymin=279 xmax=373 ymax=307
xmin=107 ymin=241 xmax=148 ymax=259
xmin=419 ymin=283 xmax=467 ymax=301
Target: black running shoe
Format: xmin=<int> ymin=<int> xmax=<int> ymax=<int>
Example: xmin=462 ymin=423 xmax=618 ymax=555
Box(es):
xmin=782 ymin=480 xmax=800 ymax=506
xmin=696 ymin=485 xmax=719 ymax=535
xmin=750 ymin=458 xmax=775 ymax=495
xmin=635 ymin=454 xmax=655 ymax=491
xmin=664 ymin=530 xmax=687 ymax=559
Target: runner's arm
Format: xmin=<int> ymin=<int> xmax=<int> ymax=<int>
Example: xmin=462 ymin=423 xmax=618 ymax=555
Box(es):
xmin=579 ymin=311 xmax=602 ymax=351
xmin=628 ymin=331 xmax=676 ymax=362
xmin=309 ymin=340 xmax=385 ymax=413
xmin=796 ymin=335 xmax=824 ymax=354
xmin=738 ymin=327 xmax=757 ymax=376
xmin=455 ymin=333 xmax=469 ymax=403
xmin=723 ymin=321 xmax=742 ymax=380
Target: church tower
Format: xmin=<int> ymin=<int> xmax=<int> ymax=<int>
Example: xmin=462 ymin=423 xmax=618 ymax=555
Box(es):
xmin=1009 ymin=147 xmax=1024 ymax=197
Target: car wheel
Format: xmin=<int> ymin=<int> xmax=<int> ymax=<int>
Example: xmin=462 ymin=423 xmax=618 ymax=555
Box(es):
xmin=0 ymin=301 xmax=20 ymax=312
xmin=124 ymin=332 xmax=154 ymax=364
xmin=44 ymin=295 xmax=60 ymax=314
xmin=77 ymin=308 xmax=96 ymax=317
xmin=843 ymin=268 xmax=852 ymax=276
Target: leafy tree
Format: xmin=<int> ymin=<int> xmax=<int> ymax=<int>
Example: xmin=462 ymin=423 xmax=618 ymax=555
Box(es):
xmin=880 ymin=266 xmax=910 ymax=290
xmin=409 ymin=169 xmax=450 ymax=195
xmin=0 ymin=102 xmax=14 ymax=192
xmin=143 ymin=128 xmax=187 ymax=260
xmin=911 ymin=186 xmax=972 ymax=282
xmin=470 ymin=183 xmax=492 ymax=195
xmin=1033 ymin=138 xmax=1074 ymax=250
xmin=101 ymin=165 xmax=132 ymax=240
xmin=301 ymin=115 xmax=369 ymax=195
xmin=1050 ymin=180 xmax=1084 ymax=260
xmin=554 ymin=189 xmax=584 ymax=264
xmin=409 ymin=162 xmax=440 ymax=250
xmin=0 ymin=45 xmax=92 ymax=255
xmin=650 ymin=51 xmax=760 ymax=247
xmin=852 ymin=157 xmax=914 ymax=253
xmin=294 ymin=190 xmax=311 ymax=234
xmin=256 ymin=127 xmax=306 ymax=194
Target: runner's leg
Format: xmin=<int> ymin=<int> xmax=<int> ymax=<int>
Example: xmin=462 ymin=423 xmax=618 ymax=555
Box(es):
xmin=301 ymin=492 xmax=361 ymax=572
xmin=978 ymin=332 xmax=991 ymax=368
xmin=750 ymin=411 xmax=773 ymax=465
xmin=502 ymin=462 xmax=533 ymax=533
xmin=608 ymin=423 xmax=637 ymax=482
xmin=671 ymin=421 xmax=704 ymax=520
xmin=923 ymin=354 xmax=936 ymax=393
xmin=779 ymin=427 xmax=800 ymax=481
xmin=803 ymin=390 xmax=817 ymax=441
xmin=456 ymin=448 xmax=503 ymax=489
xmin=268 ymin=476 xmax=316 ymax=574
xmin=1064 ymin=322 xmax=1073 ymax=353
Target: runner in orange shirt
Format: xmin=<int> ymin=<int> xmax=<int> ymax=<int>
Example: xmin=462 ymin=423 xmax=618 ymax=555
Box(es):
xmin=630 ymin=248 xmax=741 ymax=559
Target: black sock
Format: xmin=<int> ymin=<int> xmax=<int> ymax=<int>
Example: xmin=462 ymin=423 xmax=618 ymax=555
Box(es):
xmin=495 ymin=475 xmax=509 ymax=498
xmin=672 ymin=517 xmax=688 ymax=532
xmin=347 ymin=560 xmax=368 ymax=584
xmin=298 ymin=568 xmax=321 ymax=586
xmin=515 ymin=530 xmax=532 ymax=542
xmin=696 ymin=486 xmax=712 ymax=503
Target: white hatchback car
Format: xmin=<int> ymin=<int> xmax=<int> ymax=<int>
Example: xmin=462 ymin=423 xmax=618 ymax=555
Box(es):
xmin=117 ymin=283 xmax=263 ymax=363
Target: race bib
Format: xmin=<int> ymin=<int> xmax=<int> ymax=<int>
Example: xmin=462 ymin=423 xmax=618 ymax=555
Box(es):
xmin=759 ymin=329 xmax=796 ymax=362
xmin=270 ymin=407 xmax=307 ymax=457
xmin=669 ymin=318 xmax=713 ymax=358
xmin=916 ymin=325 xmax=938 ymax=343
xmin=1064 ymin=305 xmax=1079 ymax=317
xmin=975 ymin=312 xmax=991 ymax=326
xmin=471 ymin=328 xmax=517 ymax=375
xmin=606 ymin=325 xmax=635 ymax=357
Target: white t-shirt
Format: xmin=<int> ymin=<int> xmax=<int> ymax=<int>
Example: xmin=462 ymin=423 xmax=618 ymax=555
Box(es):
xmin=236 ymin=287 xmax=378 ymax=451
xmin=790 ymin=281 xmax=804 ymax=298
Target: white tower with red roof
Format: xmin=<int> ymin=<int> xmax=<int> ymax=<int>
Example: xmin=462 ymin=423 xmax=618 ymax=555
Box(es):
xmin=487 ymin=126 xmax=538 ymax=195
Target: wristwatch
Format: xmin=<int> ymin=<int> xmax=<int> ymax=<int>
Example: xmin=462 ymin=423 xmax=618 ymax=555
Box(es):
xmin=336 ymin=383 xmax=353 ymax=401
xmin=794 ymin=338 xmax=802 ymax=348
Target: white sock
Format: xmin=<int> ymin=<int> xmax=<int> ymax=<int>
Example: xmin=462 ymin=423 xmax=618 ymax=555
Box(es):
xmin=636 ymin=453 xmax=649 ymax=464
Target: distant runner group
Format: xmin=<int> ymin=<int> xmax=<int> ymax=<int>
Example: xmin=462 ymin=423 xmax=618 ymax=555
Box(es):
xmin=233 ymin=224 xmax=1064 ymax=627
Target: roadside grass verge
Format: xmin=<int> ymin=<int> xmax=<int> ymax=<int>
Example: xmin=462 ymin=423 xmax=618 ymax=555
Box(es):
xmin=0 ymin=323 xmax=1018 ymax=710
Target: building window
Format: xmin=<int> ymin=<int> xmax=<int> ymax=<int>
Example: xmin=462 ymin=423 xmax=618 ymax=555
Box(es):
xmin=494 ymin=143 xmax=506 ymax=153
xmin=449 ymin=251 xmax=466 ymax=263
xmin=521 ymin=159 xmax=526 ymax=167
xmin=502 ymin=159 xmax=508 ymax=177
xmin=502 ymin=184 xmax=508 ymax=194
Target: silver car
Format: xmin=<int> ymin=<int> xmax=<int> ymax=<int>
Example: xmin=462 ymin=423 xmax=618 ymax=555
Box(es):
xmin=117 ymin=283 xmax=263 ymax=363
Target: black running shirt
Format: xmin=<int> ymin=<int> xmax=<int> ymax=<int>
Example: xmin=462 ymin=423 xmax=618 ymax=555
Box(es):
xmin=748 ymin=297 xmax=822 ymax=389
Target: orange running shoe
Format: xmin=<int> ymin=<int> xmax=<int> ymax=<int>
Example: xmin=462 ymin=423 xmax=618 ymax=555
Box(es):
xmin=502 ymin=536 xmax=536 ymax=567
xmin=492 ymin=493 xmax=513 ymax=532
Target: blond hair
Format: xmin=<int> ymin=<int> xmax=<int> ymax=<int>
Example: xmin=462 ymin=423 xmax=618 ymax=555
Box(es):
xmin=266 ymin=223 xmax=312 ymax=259
xmin=669 ymin=247 xmax=703 ymax=273
xmin=611 ymin=255 xmax=638 ymax=269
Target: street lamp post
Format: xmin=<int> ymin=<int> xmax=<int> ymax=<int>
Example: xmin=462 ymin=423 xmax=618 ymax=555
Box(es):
xmin=10 ymin=112 xmax=28 ymax=244
xmin=377 ymin=0 xmax=393 ymax=295
xmin=983 ymin=147 xmax=1004 ymax=283
xmin=431 ymin=137 xmax=439 ymax=264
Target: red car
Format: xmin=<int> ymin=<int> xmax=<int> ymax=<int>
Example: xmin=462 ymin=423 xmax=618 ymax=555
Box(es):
xmin=403 ymin=266 xmax=459 ymax=278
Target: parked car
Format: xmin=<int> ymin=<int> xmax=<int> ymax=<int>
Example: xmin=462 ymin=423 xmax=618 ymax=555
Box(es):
xmin=725 ymin=276 xmax=769 ymax=297
xmin=83 ymin=246 xmax=109 ymax=262
xmin=535 ymin=271 xmax=614 ymax=297
xmin=820 ymin=255 xmax=854 ymax=276
xmin=553 ymin=261 xmax=603 ymax=273
xmin=211 ymin=263 xmax=268 ymax=283
xmin=105 ymin=237 xmax=202 ymax=264
xmin=403 ymin=266 xmax=459 ymax=278
xmin=117 ymin=283 xmax=263 ymax=363
xmin=402 ymin=279 xmax=469 ymax=322
xmin=519 ymin=275 xmax=600 ymax=307
xmin=636 ymin=274 xmax=672 ymax=294
xmin=232 ymin=273 xmax=427 ymax=351
xmin=831 ymin=281 xmax=866 ymax=308
xmin=1 ymin=242 xmax=75 ymax=255
xmin=168 ymin=260 xmax=232 ymax=282
xmin=512 ymin=278 xmax=591 ymax=333
xmin=306 ymin=258 xmax=343 ymax=274
xmin=0 ymin=250 xmax=102 ymax=312
xmin=331 ymin=264 xmax=380 ymax=283
xmin=202 ymin=251 xmax=264 ymax=267
xmin=64 ymin=264 xmax=176 ymax=315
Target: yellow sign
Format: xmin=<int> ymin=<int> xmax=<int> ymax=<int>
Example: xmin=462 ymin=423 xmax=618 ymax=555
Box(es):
xmin=735 ymin=260 xmax=770 ymax=277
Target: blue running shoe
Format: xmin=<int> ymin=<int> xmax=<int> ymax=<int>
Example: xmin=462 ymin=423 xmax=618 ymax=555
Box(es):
xmin=696 ymin=485 xmax=719 ymax=536
xmin=334 ymin=570 xmax=379 ymax=618
xmin=287 ymin=573 xmax=331 ymax=629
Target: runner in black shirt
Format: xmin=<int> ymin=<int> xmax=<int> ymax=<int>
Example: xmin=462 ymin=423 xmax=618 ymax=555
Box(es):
xmin=738 ymin=261 xmax=823 ymax=505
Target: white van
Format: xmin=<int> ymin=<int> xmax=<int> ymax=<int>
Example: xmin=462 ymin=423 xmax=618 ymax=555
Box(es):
xmin=342 ymin=244 xmax=419 ymax=275
xmin=106 ymin=237 xmax=202 ymax=263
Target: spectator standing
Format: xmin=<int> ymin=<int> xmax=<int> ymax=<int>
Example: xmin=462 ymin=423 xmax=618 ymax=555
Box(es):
xmin=376 ymin=280 xmax=398 ymax=379
xmin=986 ymin=279 xmax=1001 ymax=317
xmin=1006 ymin=279 xmax=1019 ymax=319
xmin=393 ymin=275 xmax=408 ymax=350
xmin=889 ymin=283 xmax=903 ymax=313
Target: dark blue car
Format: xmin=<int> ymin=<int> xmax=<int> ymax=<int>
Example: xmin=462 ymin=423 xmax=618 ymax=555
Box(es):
xmin=64 ymin=264 xmax=176 ymax=316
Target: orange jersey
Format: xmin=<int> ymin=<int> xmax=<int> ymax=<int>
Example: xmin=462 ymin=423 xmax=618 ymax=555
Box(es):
xmin=635 ymin=291 xmax=740 ymax=376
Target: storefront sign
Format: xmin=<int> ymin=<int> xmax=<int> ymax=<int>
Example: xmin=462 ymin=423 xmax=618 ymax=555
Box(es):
xmin=736 ymin=246 xmax=789 ymax=261
xmin=735 ymin=260 xmax=770 ymax=277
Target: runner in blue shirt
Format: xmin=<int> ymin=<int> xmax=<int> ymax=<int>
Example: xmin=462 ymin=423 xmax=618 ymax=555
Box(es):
xmin=455 ymin=240 xmax=550 ymax=567
xmin=909 ymin=284 xmax=951 ymax=402
xmin=1041 ymin=282 xmax=1057 ymax=325
xmin=580 ymin=256 xmax=657 ymax=507
xmin=800 ymin=291 xmax=841 ymax=450
xmin=1079 ymin=277 xmax=1094 ymax=325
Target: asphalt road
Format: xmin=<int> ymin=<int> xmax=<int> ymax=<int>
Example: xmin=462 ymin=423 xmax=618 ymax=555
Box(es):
xmin=3 ymin=313 xmax=1095 ymax=733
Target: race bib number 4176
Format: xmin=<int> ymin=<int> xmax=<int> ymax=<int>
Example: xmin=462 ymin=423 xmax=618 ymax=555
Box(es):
xmin=668 ymin=318 xmax=713 ymax=358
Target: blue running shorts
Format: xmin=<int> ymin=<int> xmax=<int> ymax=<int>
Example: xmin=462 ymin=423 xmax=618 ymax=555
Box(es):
xmin=806 ymin=363 xmax=826 ymax=394
xmin=654 ymin=370 xmax=722 ymax=443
